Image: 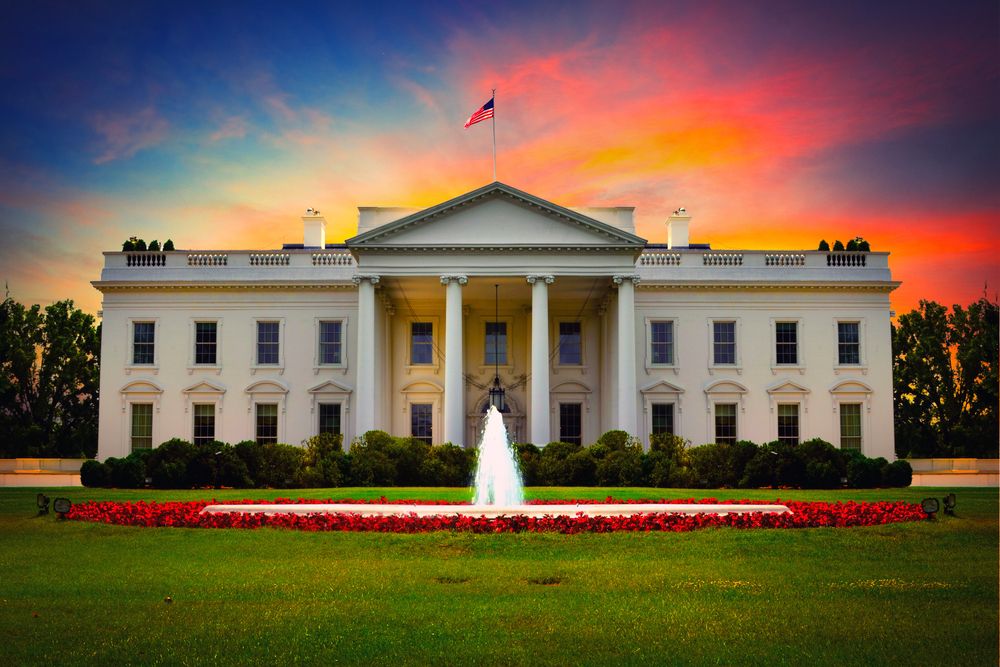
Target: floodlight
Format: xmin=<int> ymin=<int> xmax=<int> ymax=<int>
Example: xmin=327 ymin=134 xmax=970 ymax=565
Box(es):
xmin=53 ymin=497 xmax=72 ymax=517
xmin=36 ymin=493 xmax=50 ymax=515
xmin=920 ymin=497 xmax=939 ymax=516
xmin=943 ymin=493 xmax=956 ymax=516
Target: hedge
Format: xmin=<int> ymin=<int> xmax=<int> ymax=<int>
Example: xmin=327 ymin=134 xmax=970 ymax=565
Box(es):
xmin=82 ymin=431 xmax=911 ymax=489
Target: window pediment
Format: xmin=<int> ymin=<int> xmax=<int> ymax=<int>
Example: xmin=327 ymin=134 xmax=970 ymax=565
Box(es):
xmin=401 ymin=380 xmax=444 ymax=394
xmin=182 ymin=380 xmax=226 ymax=394
xmin=830 ymin=379 xmax=873 ymax=394
xmin=704 ymin=379 xmax=748 ymax=395
xmin=245 ymin=379 xmax=289 ymax=394
xmin=766 ymin=380 xmax=810 ymax=395
xmin=308 ymin=379 xmax=353 ymax=394
xmin=640 ymin=380 xmax=685 ymax=394
xmin=551 ymin=381 xmax=592 ymax=394
xmin=120 ymin=379 xmax=163 ymax=394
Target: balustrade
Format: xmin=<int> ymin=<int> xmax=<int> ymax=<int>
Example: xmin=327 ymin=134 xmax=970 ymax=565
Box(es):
xmin=311 ymin=252 xmax=354 ymax=266
xmin=703 ymin=252 xmax=743 ymax=266
xmin=187 ymin=253 xmax=228 ymax=266
xmin=125 ymin=252 xmax=166 ymax=267
xmin=249 ymin=253 xmax=291 ymax=266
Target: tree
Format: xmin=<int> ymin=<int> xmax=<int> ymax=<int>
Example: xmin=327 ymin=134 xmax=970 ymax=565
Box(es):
xmin=148 ymin=239 xmax=160 ymax=251
xmin=817 ymin=240 xmax=830 ymax=251
xmin=163 ymin=239 xmax=175 ymax=251
xmin=893 ymin=298 xmax=999 ymax=458
xmin=0 ymin=297 xmax=100 ymax=457
xmin=833 ymin=240 xmax=845 ymax=251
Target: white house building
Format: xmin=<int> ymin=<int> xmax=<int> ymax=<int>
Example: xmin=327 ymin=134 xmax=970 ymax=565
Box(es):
xmin=94 ymin=182 xmax=898 ymax=460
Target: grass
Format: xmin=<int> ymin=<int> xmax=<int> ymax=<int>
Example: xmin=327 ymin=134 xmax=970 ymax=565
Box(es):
xmin=0 ymin=486 xmax=996 ymax=666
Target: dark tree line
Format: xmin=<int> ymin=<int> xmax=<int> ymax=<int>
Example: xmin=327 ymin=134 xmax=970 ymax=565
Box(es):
xmin=893 ymin=298 xmax=999 ymax=458
xmin=0 ymin=297 xmax=100 ymax=458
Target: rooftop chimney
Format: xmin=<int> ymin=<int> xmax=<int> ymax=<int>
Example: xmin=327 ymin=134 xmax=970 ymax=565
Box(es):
xmin=667 ymin=207 xmax=691 ymax=249
xmin=303 ymin=208 xmax=326 ymax=248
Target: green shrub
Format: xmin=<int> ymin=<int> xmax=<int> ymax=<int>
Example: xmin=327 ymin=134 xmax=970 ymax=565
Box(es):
xmin=595 ymin=449 xmax=642 ymax=486
xmin=148 ymin=240 xmax=160 ymax=251
xmin=106 ymin=455 xmax=146 ymax=488
xmin=566 ymin=450 xmax=598 ymax=485
xmin=846 ymin=238 xmax=859 ymax=251
xmin=233 ymin=440 xmax=263 ymax=486
xmin=389 ymin=437 xmax=431 ymax=486
xmin=798 ymin=438 xmax=846 ymax=488
xmin=134 ymin=238 xmax=147 ymax=251
xmin=80 ymin=459 xmax=110 ymax=487
xmin=882 ymin=459 xmax=912 ymax=487
xmin=121 ymin=239 xmax=135 ymax=251
xmin=846 ymin=453 xmax=883 ymax=488
xmin=817 ymin=239 xmax=830 ymax=251
xmin=256 ymin=443 xmax=305 ymax=488
xmin=857 ymin=239 xmax=871 ymax=251
xmin=349 ymin=432 xmax=399 ymax=486
xmin=739 ymin=449 xmax=776 ymax=488
xmin=514 ymin=443 xmax=541 ymax=486
xmin=833 ymin=240 xmax=845 ymax=251
xmin=537 ymin=441 xmax=584 ymax=486
xmin=146 ymin=438 xmax=197 ymax=488
xmin=594 ymin=430 xmax=641 ymax=452
xmin=419 ymin=444 xmax=473 ymax=486
xmin=163 ymin=239 xmax=175 ymax=251
xmin=298 ymin=433 xmax=345 ymax=488
xmin=689 ymin=443 xmax=738 ymax=488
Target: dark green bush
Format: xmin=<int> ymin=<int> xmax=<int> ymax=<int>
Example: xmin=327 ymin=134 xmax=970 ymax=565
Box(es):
xmin=798 ymin=438 xmax=846 ymax=489
xmin=233 ymin=440 xmax=263 ymax=485
xmin=146 ymin=438 xmax=197 ymax=489
xmin=80 ymin=459 xmax=110 ymax=487
xmin=565 ymin=450 xmax=598 ymax=485
xmin=134 ymin=238 xmax=147 ymax=251
xmin=846 ymin=238 xmax=859 ymax=251
xmin=833 ymin=240 xmax=845 ymax=251
xmin=418 ymin=444 xmax=473 ymax=486
xmin=537 ymin=441 xmax=584 ymax=486
xmin=689 ymin=443 xmax=739 ymax=488
xmin=121 ymin=239 xmax=135 ymax=251
xmin=163 ymin=239 xmax=175 ymax=251
xmin=595 ymin=449 xmax=642 ymax=486
xmin=148 ymin=240 xmax=160 ymax=251
xmin=514 ymin=443 xmax=541 ymax=486
xmin=817 ymin=239 xmax=830 ymax=251
xmin=256 ymin=443 xmax=305 ymax=488
xmin=846 ymin=453 xmax=883 ymax=488
xmin=298 ymin=433 xmax=345 ymax=488
xmin=646 ymin=433 xmax=695 ymax=487
xmin=106 ymin=455 xmax=146 ymax=488
xmin=882 ymin=459 xmax=912 ymax=487
xmin=389 ymin=437 xmax=431 ymax=486
xmin=594 ymin=430 xmax=641 ymax=452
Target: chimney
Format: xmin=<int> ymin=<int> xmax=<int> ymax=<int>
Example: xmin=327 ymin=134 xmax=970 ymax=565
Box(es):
xmin=303 ymin=208 xmax=326 ymax=248
xmin=667 ymin=207 xmax=691 ymax=249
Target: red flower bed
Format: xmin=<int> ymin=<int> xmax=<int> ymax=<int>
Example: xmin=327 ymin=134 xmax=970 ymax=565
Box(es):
xmin=65 ymin=498 xmax=929 ymax=534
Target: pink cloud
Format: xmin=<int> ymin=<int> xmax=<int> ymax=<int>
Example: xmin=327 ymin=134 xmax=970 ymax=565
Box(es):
xmin=208 ymin=115 xmax=249 ymax=142
xmin=91 ymin=106 xmax=169 ymax=164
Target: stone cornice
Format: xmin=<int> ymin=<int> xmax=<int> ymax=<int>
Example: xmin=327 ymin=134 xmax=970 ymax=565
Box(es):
xmin=636 ymin=281 xmax=900 ymax=293
xmin=92 ymin=281 xmax=358 ymax=293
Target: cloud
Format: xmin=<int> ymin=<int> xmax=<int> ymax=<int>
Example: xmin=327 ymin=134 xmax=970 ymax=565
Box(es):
xmin=208 ymin=115 xmax=249 ymax=142
xmin=91 ymin=106 xmax=169 ymax=164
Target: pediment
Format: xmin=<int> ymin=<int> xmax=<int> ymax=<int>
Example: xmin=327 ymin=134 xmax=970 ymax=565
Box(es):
xmin=308 ymin=379 xmax=353 ymax=394
xmin=347 ymin=182 xmax=646 ymax=250
xmin=551 ymin=381 xmax=592 ymax=394
xmin=245 ymin=379 xmax=289 ymax=394
xmin=766 ymin=380 xmax=810 ymax=395
xmin=704 ymin=379 xmax=748 ymax=394
xmin=830 ymin=379 xmax=873 ymax=394
xmin=640 ymin=380 xmax=685 ymax=394
xmin=401 ymin=380 xmax=444 ymax=394
xmin=120 ymin=379 xmax=163 ymax=394
xmin=183 ymin=380 xmax=226 ymax=394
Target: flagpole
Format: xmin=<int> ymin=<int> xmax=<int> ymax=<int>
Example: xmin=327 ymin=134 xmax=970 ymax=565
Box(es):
xmin=491 ymin=88 xmax=497 ymax=182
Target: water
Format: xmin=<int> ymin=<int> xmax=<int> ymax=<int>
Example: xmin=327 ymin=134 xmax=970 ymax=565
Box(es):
xmin=472 ymin=406 xmax=525 ymax=506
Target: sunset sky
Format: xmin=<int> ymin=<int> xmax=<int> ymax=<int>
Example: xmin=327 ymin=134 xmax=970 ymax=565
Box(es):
xmin=1 ymin=1 xmax=997 ymax=315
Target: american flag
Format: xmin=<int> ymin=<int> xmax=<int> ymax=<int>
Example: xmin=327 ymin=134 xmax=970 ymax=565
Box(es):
xmin=464 ymin=96 xmax=494 ymax=128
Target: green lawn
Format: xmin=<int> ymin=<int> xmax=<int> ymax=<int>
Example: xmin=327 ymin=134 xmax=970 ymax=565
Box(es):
xmin=1 ymin=486 xmax=996 ymax=666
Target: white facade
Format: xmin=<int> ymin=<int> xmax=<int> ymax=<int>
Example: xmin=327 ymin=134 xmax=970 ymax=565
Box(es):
xmin=94 ymin=182 xmax=898 ymax=460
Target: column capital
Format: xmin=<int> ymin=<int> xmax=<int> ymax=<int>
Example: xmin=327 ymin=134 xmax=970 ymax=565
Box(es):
xmin=612 ymin=274 xmax=640 ymax=286
xmin=352 ymin=274 xmax=381 ymax=286
xmin=439 ymin=274 xmax=468 ymax=286
xmin=526 ymin=274 xmax=555 ymax=285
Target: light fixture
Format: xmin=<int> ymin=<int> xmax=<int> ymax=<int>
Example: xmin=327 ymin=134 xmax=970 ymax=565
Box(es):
xmin=488 ymin=283 xmax=506 ymax=413
xmin=921 ymin=497 xmax=939 ymax=516
xmin=943 ymin=493 xmax=956 ymax=516
xmin=53 ymin=497 xmax=72 ymax=518
xmin=36 ymin=493 xmax=50 ymax=515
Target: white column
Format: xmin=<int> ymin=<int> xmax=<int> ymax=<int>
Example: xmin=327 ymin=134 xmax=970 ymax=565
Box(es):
xmin=353 ymin=274 xmax=380 ymax=436
xmin=527 ymin=274 xmax=554 ymax=444
xmin=441 ymin=275 xmax=468 ymax=445
xmin=614 ymin=274 xmax=639 ymax=436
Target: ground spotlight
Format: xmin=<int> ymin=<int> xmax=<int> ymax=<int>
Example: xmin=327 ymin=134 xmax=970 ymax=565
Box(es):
xmin=921 ymin=497 xmax=939 ymax=517
xmin=943 ymin=493 xmax=956 ymax=516
xmin=53 ymin=497 xmax=72 ymax=518
xmin=36 ymin=493 xmax=50 ymax=515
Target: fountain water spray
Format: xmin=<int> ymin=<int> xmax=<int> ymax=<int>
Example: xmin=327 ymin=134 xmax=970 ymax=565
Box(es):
xmin=472 ymin=406 xmax=524 ymax=506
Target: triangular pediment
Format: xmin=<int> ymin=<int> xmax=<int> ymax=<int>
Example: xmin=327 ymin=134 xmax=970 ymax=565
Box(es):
xmin=308 ymin=379 xmax=353 ymax=394
xmin=766 ymin=380 xmax=810 ymax=395
xmin=640 ymin=380 xmax=685 ymax=394
xmin=347 ymin=182 xmax=646 ymax=250
xmin=183 ymin=380 xmax=226 ymax=394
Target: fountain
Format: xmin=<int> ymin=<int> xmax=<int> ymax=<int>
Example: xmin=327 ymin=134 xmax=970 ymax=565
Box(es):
xmin=201 ymin=408 xmax=791 ymax=520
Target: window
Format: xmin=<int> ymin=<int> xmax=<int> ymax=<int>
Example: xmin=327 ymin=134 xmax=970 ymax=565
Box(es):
xmin=775 ymin=322 xmax=798 ymax=365
xmin=319 ymin=321 xmax=343 ymax=365
xmin=411 ymin=403 xmax=433 ymax=444
xmin=713 ymin=321 xmax=736 ymax=365
xmin=838 ymin=322 xmax=861 ymax=365
xmin=132 ymin=322 xmax=155 ymax=365
xmin=255 ymin=403 xmax=278 ymax=444
xmin=485 ymin=321 xmax=507 ymax=365
xmin=194 ymin=322 xmax=217 ymax=365
xmin=559 ymin=322 xmax=582 ymax=365
xmin=130 ymin=403 xmax=153 ymax=451
xmin=840 ymin=403 xmax=862 ymax=451
xmin=559 ymin=403 xmax=582 ymax=445
xmin=411 ymin=322 xmax=433 ymax=365
xmin=256 ymin=321 xmax=280 ymax=365
xmin=714 ymin=403 xmax=737 ymax=444
xmin=318 ymin=403 xmax=341 ymax=436
xmin=650 ymin=321 xmax=674 ymax=365
xmin=193 ymin=403 xmax=215 ymax=445
xmin=651 ymin=403 xmax=674 ymax=436
xmin=777 ymin=404 xmax=799 ymax=445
